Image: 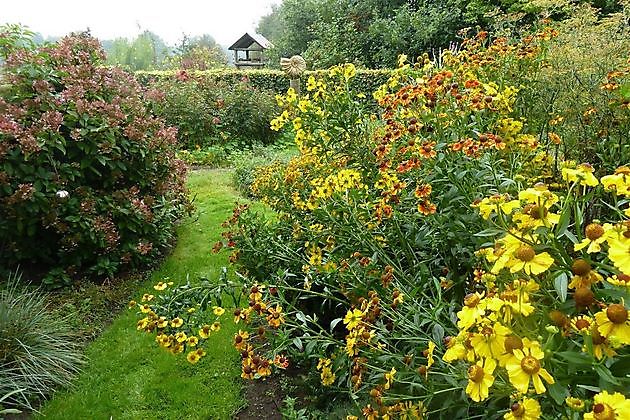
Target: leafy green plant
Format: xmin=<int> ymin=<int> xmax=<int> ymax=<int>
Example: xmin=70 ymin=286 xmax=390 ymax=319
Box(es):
xmin=0 ymin=27 xmax=190 ymax=285
xmin=0 ymin=272 xmax=85 ymax=411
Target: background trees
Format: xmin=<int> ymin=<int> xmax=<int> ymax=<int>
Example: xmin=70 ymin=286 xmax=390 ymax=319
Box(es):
xmin=257 ymin=0 xmax=623 ymax=69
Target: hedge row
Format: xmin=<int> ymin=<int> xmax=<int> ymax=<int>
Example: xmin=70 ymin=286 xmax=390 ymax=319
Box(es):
xmin=135 ymin=68 xmax=393 ymax=98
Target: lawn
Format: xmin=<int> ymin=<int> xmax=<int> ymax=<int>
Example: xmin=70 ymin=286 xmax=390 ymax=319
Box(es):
xmin=37 ymin=169 xmax=247 ymax=420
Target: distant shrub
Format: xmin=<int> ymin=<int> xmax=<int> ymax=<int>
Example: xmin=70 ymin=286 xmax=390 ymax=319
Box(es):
xmin=136 ymin=68 xmax=392 ymax=105
xmin=0 ymin=26 xmax=190 ymax=285
xmin=149 ymin=73 xmax=280 ymax=150
xmin=176 ymin=145 xmax=230 ymax=167
xmin=230 ymin=137 xmax=297 ymax=197
xmin=0 ymin=272 xmax=84 ymax=411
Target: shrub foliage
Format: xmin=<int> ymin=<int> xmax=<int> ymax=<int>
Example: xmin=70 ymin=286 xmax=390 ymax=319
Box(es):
xmin=0 ymin=26 xmax=190 ymax=285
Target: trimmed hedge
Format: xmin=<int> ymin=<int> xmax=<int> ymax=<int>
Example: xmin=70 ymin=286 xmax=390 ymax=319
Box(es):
xmin=135 ymin=68 xmax=392 ymax=98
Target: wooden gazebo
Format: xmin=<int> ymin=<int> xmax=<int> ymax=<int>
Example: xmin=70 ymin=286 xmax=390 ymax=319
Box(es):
xmin=228 ymin=32 xmax=273 ymax=69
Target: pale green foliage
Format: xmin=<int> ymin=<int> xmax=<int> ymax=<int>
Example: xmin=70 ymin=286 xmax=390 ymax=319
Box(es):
xmin=0 ymin=272 xmax=84 ymax=411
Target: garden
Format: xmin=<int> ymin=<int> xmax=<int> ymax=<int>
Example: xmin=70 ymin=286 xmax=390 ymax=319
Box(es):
xmin=1 ymin=1 xmax=630 ymax=419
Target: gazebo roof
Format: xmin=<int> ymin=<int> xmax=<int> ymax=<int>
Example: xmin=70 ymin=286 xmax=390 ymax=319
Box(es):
xmin=228 ymin=32 xmax=273 ymax=51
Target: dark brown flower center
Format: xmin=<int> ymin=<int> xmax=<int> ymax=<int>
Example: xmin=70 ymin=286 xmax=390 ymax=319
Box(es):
xmin=607 ymin=303 xmax=628 ymax=324
xmin=593 ymin=403 xmax=615 ymax=420
xmin=585 ymin=223 xmax=605 ymax=240
xmin=515 ymin=246 xmax=535 ymax=262
xmin=572 ymin=259 xmax=592 ymax=276
xmin=511 ymin=403 xmax=525 ymax=417
xmin=520 ymin=356 xmax=540 ymax=374
xmin=464 ymin=293 xmax=480 ymax=307
xmin=504 ymin=335 xmax=523 ymax=354
xmin=468 ymin=365 xmax=484 ymax=382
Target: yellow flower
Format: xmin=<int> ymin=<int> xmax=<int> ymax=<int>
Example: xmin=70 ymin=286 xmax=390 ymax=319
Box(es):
xmin=426 ymin=341 xmax=436 ymax=370
xmin=213 ymin=306 xmax=225 ymax=316
xmin=170 ymin=317 xmax=183 ymax=328
xmin=187 ymin=336 xmax=198 ymax=347
xmin=457 ymin=292 xmax=486 ymax=330
xmin=171 ymin=343 xmax=184 ymax=354
xmin=140 ymin=304 xmax=151 ymax=313
xmin=175 ymin=331 xmax=187 ymax=343
xmin=505 ymin=341 xmax=554 ymax=394
xmin=186 ymin=350 xmax=201 ymax=364
xmin=601 ymin=167 xmax=630 ymax=197
xmin=306 ymin=76 xmax=317 ymax=91
xmin=153 ymin=281 xmax=168 ymax=291
xmin=466 ymin=358 xmax=495 ymax=402
xmin=470 ymin=322 xmax=511 ymax=359
xmin=343 ymin=308 xmax=364 ymax=330
xmin=595 ymin=303 xmax=630 ymax=344
xmin=565 ymin=396 xmax=585 ymax=411
xmin=561 ymin=164 xmax=599 ymax=187
xmin=585 ymin=324 xmax=617 ymax=360
xmin=141 ymin=293 xmax=154 ymax=302
xmin=199 ymin=325 xmax=211 ymax=339
xmin=128 ymin=300 xmax=137 ymax=308
xmin=584 ymin=391 xmax=630 ymax=420
xmin=574 ymin=223 xmax=609 ymax=253
xmin=211 ymin=321 xmax=221 ymax=332
xmin=156 ymin=317 xmax=168 ymax=329
xmin=320 ymin=366 xmax=335 ymax=386
xmin=607 ymin=237 xmax=630 ymax=272
xmin=383 ymin=367 xmax=396 ymax=390
xmin=504 ymin=397 xmax=541 ymax=420
xmin=508 ymin=246 xmax=554 ymax=275
xmin=266 ymin=305 xmax=285 ymax=328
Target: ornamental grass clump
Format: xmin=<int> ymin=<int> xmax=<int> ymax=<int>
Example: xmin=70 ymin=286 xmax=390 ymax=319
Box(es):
xmin=0 ymin=272 xmax=84 ymax=411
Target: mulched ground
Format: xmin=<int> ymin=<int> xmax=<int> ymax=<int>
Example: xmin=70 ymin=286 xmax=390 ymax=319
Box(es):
xmin=236 ymin=375 xmax=283 ymax=420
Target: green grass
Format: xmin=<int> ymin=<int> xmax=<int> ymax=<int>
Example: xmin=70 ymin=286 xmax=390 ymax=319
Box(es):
xmin=37 ymin=169 xmax=248 ymax=420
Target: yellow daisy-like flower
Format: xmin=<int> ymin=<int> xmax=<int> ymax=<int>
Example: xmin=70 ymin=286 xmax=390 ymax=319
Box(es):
xmin=466 ymin=358 xmax=496 ymax=402
xmin=199 ymin=325 xmax=211 ymax=339
xmin=383 ymin=367 xmax=396 ymax=390
xmin=565 ymin=396 xmax=585 ymax=411
xmin=426 ymin=341 xmax=436 ymax=369
xmin=607 ymin=238 xmax=630 ymax=272
xmin=187 ymin=336 xmax=198 ymax=347
xmin=343 ymin=308 xmax=364 ymax=331
xmin=508 ymin=246 xmax=555 ymax=275
xmin=153 ymin=281 xmax=168 ymax=291
xmin=140 ymin=304 xmax=152 ymax=313
xmin=585 ymin=324 xmax=617 ymax=360
xmin=211 ymin=321 xmax=221 ymax=332
xmin=505 ymin=341 xmax=554 ymax=394
xmin=570 ymin=315 xmax=593 ymax=332
xmin=175 ymin=331 xmax=187 ymax=343
xmin=170 ymin=317 xmax=183 ymax=328
xmin=601 ymin=167 xmax=630 ymax=197
xmin=574 ymin=223 xmax=609 ymax=253
xmin=470 ymin=322 xmax=511 ymax=359
xmin=584 ymin=391 xmax=630 ymax=419
xmin=606 ymin=273 xmax=630 ymax=290
xmin=141 ymin=293 xmax=154 ymax=302
xmin=457 ymin=292 xmax=486 ymax=330
xmin=561 ymin=164 xmax=599 ymax=187
xmin=595 ymin=303 xmax=630 ymax=344
xmin=156 ymin=317 xmax=168 ymax=329
xmin=213 ymin=306 xmax=225 ymax=316
xmin=171 ymin=343 xmax=184 ymax=354
xmin=186 ymin=350 xmax=201 ymax=364
xmin=504 ymin=397 xmax=541 ymax=420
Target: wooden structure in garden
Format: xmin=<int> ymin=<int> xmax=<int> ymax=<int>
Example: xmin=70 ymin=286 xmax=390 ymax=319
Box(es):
xmin=228 ymin=33 xmax=273 ymax=69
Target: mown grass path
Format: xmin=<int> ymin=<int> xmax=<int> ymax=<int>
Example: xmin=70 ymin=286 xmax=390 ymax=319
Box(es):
xmin=38 ymin=169 xmax=245 ymax=420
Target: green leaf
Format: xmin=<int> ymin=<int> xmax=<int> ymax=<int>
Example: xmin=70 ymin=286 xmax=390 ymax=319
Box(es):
xmin=595 ymin=364 xmax=621 ymax=386
xmin=553 ymin=272 xmax=568 ymax=302
xmin=292 ymin=337 xmax=303 ymax=351
xmin=547 ymin=382 xmax=569 ymax=405
xmin=555 ymin=351 xmax=593 ymax=366
xmin=330 ymin=317 xmax=342 ymax=332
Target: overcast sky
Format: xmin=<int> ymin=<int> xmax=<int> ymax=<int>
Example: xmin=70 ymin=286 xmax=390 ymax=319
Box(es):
xmin=1 ymin=0 xmax=281 ymax=46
